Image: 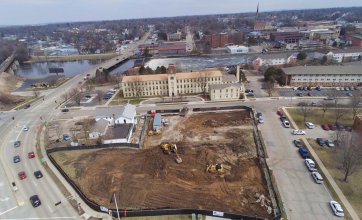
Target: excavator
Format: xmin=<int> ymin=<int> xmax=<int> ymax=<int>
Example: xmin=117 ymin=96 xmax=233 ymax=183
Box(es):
xmin=206 ymin=163 xmax=224 ymax=173
xmin=160 ymin=143 xmax=183 ymax=164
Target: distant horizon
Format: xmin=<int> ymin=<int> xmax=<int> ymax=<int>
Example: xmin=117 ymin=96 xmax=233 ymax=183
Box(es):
xmin=1 ymin=0 xmax=362 ymax=27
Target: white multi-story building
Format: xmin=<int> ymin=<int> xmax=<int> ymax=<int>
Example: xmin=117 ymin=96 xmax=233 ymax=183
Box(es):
xmin=226 ymin=45 xmax=249 ymax=54
xmin=282 ymin=66 xmax=362 ymax=87
xmin=326 ymin=48 xmax=362 ymax=63
xmin=122 ymin=68 xmax=244 ymax=101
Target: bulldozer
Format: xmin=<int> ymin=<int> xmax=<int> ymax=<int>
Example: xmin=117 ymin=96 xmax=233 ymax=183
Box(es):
xmin=206 ymin=163 xmax=224 ymax=173
xmin=148 ymin=130 xmax=161 ymax=136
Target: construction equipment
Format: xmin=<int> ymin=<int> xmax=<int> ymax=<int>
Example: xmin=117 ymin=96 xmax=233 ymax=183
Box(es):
xmin=160 ymin=143 xmax=177 ymax=154
xmin=148 ymin=130 xmax=160 ymax=136
xmin=206 ymin=163 xmax=224 ymax=173
xmin=180 ymin=107 xmax=189 ymax=117
xmin=160 ymin=143 xmax=183 ymax=163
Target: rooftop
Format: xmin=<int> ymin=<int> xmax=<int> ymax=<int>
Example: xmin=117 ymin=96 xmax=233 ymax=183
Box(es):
xmin=328 ymin=47 xmax=362 ymax=54
xmin=351 ymin=35 xmax=362 ymax=40
xmin=255 ymin=53 xmax=292 ymax=60
xmin=95 ymin=104 xmax=136 ymax=120
xmin=282 ymin=65 xmax=362 ymax=75
xmin=122 ymin=69 xmax=223 ymax=83
xmin=222 ymin=74 xmax=238 ymax=82
xmin=209 ymin=83 xmax=241 ymax=90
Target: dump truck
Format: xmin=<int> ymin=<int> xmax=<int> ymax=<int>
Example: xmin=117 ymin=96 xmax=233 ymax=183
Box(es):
xmin=206 ymin=163 xmax=224 ymax=173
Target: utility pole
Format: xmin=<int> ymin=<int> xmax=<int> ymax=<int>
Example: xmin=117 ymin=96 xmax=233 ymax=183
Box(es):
xmin=113 ymin=193 xmax=120 ymax=220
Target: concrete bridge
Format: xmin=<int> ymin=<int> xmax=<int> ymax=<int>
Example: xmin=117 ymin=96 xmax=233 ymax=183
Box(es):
xmin=0 ymin=54 xmax=19 ymax=74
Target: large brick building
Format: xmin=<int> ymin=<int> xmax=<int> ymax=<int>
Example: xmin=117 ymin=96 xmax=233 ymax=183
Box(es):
xmin=351 ymin=35 xmax=362 ymax=47
xmin=203 ymin=32 xmax=244 ymax=48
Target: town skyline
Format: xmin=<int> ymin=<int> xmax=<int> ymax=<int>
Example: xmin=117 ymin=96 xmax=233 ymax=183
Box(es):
xmin=1 ymin=0 xmax=362 ymax=26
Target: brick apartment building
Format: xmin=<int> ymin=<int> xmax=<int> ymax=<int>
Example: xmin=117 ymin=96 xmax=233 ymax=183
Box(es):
xmin=203 ymin=32 xmax=244 ymax=48
xmin=270 ymin=32 xmax=305 ymax=44
xmin=351 ymin=34 xmax=362 ymax=46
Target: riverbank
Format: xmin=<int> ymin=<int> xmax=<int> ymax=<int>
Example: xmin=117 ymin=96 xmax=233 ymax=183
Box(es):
xmin=26 ymin=53 xmax=118 ymax=63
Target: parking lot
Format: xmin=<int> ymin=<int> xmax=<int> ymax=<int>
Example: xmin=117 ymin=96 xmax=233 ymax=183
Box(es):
xmin=278 ymin=87 xmax=361 ymax=98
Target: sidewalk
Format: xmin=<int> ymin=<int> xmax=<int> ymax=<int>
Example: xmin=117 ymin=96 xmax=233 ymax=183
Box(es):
xmin=39 ymin=126 xmax=111 ymax=220
xmin=282 ymin=107 xmax=360 ymax=220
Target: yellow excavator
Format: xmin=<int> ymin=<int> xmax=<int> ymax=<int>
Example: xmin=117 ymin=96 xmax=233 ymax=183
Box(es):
xmin=206 ymin=163 xmax=224 ymax=173
xmin=160 ymin=143 xmax=183 ymax=164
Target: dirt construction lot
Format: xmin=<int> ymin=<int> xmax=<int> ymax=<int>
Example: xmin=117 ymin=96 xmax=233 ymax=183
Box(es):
xmin=51 ymin=110 xmax=272 ymax=218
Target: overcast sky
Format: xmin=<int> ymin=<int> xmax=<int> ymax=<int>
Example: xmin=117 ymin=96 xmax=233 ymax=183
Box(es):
xmin=1 ymin=0 xmax=362 ymax=26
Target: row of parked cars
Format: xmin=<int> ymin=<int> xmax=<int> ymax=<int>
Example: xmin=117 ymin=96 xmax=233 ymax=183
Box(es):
xmin=103 ymin=88 xmax=117 ymax=100
xmin=278 ymin=110 xmax=345 ymax=217
xmin=321 ymin=123 xmax=352 ymax=132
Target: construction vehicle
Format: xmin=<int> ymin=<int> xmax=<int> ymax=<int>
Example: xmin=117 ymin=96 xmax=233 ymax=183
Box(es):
xmin=180 ymin=107 xmax=189 ymax=117
xmin=160 ymin=143 xmax=183 ymax=163
xmin=160 ymin=143 xmax=177 ymax=154
xmin=206 ymin=163 xmax=224 ymax=173
xmin=148 ymin=130 xmax=160 ymax=136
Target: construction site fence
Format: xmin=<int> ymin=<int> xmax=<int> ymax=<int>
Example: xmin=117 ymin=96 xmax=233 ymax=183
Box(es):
xmin=47 ymin=105 xmax=282 ymax=220
xmin=46 ymin=142 xmax=139 ymax=154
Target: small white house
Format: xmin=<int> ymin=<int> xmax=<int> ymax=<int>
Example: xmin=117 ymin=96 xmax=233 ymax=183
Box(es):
xmin=226 ymin=45 xmax=249 ymax=54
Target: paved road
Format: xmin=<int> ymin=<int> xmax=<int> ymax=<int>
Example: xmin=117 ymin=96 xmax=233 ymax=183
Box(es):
xmin=0 ymin=30 xmax=152 ymax=219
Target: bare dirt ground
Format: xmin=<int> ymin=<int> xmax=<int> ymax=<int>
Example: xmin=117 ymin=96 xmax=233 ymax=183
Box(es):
xmin=51 ymin=110 xmax=272 ymax=218
xmin=0 ymin=72 xmax=23 ymax=93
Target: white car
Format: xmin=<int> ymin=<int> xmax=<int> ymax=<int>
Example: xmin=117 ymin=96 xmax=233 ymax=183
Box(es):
xmin=283 ymin=120 xmax=290 ymax=128
xmin=336 ymin=87 xmax=340 ymax=91
xmin=292 ymin=129 xmax=306 ymax=135
xmin=305 ymin=159 xmax=317 ymax=172
xmin=330 ymin=201 xmax=344 ymax=217
xmin=326 ymin=140 xmax=335 ymax=148
xmin=23 ymin=126 xmax=29 ymax=131
xmin=305 ymin=122 xmax=315 ymax=129
xmin=311 ymin=172 xmax=323 ymax=184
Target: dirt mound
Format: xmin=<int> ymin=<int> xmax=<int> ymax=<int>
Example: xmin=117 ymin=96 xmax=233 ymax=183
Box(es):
xmin=0 ymin=72 xmax=23 ymax=93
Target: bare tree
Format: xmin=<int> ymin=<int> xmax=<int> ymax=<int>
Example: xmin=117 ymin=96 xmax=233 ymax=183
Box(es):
xmin=96 ymin=90 xmax=104 ymax=103
xmin=350 ymin=93 xmax=362 ymax=120
xmin=33 ymin=89 xmax=40 ymax=98
xmin=333 ymin=129 xmax=348 ymax=150
xmin=265 ymin=81 xmax=275 ymax=97
xmin=70 ymin=128 xmax=78 ymax=142
xmin=129 ymin=77 xmax=143 ymax=99
xmin=73 ymin=92 xmax=82 ymax=106
xmin=61 ymin=93 xmax=69 ymax=103
xmin=320 ymin=101 xmax=333 ymax=123
xmin=298 ymin=102 xmax=313 ymax=124
xmin=341 ymin=132 xmax=362 ymax=182
xmin=82 ymin=118 xmax=96 ymax=143
xmin=197 ymin=72 xmax=210 ymax=98
xmin=55 ymin=123 xmax=63 ymax=141
xmin=334 ymin=107 xmax=347 ymax=124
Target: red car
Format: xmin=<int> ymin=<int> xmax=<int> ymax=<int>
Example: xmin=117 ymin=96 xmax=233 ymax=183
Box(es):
xmin=322 ymin=124 xmax=330 ymax=131
xmin=277 ymin=110 xmax=284 ymax=116
xmin=18 ymin=171 xmax=27 ymax=180
xmin=28 ymin=151 xmax=35 ymax=159
xmin=307 ymin=92 xmax=313 ymax=96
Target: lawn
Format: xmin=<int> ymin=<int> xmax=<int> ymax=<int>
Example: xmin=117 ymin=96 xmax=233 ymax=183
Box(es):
xmin=307 ymin=139 xmax=362 ymax=219
xmin=287 ymin=107 xmax=354 ymax=129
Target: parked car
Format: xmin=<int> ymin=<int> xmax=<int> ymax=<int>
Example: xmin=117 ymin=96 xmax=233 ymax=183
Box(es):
xmin=322 ymin=124 xmax=330 ymax=131
xmin=316 ymin=86 xmax=321 ymax=91
xmin=18 ymin=171 xmax=27 ymax=180
xmin=34 ymin=170 xmax=43 ymax=179
xmin=61 ymin=108 xmax=69 ymax=112
xmin=14 ymin=141 xmax=21 ymax=148
xmin=292 ymin=130 xmax=306 ymax=135
xmin=277 ymin=110 xmax=283 ymax=116
xmin=325 ymin=140 xmax=335 ymax=148
xmin=30 ymin=195 xmax=41 ymax=208
xmin=13 ymin=155 xmax=20 ymax=163
xmin=346 ymin=92 xmax=353 ymax=97
xmin=330 ymin=201 xmax=344 ymax=217
xmin=258 ymin=117 xmax=264 ymax=124
xmin=24 ymin=104 xmax=31 ymax=109
xmin=328 ymin=124 xmax=337 ymax=131
xmin=311 ymin=172 xmax=324 ymax=184
xmin=23 ymin=126 xmax=29 ymax=131
xmin=283 ymin=120 xmax=290 ymax=128
xmin=299 ymin=147 xmax=309 ymax=159
xmin=305 ymin=159 xmax=317 ymax=172
xmin=305 ymin=122 xmax=315 ymax=129
xmin=293 ymin=139 xmax=304 ymax=148
xmin=307 ymin=92 xmax=313 ymax=96
xmin=256 ymin=112 xmax=262 ymax=118
xmin=63 ymin=134 xmax=71 ymax=141
xmin=12 ymin=182 xmax=18 ymax=191
xmin=336 ymin=123 xmax=345 ymax=131
xmin=28 ymin=151 xmax=35 ymax=159
xmin=316 ymin=138 xmax=326 ymax=147
xmin=345 ymin=126 xmax=352 ymax=132
xmin=280 ymin=115 xmax=287 ymax=122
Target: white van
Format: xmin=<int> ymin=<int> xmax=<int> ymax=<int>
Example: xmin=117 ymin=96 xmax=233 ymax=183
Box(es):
xmin=311 ymin=172 xmax=323 ymax=184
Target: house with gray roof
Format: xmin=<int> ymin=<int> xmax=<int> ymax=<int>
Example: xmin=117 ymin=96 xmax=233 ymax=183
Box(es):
xmin=95 ymin=104 xmax=136 ymax=125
